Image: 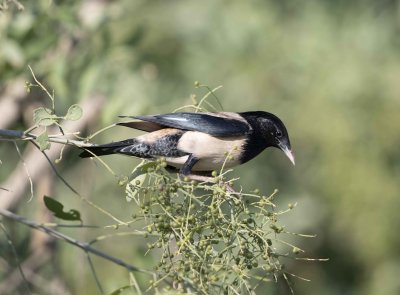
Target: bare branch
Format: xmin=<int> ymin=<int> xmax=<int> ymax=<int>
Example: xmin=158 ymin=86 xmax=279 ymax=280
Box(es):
xmin=0 ymin=223 xmax=31 ymax=294
xmin=0 ymin=128 xmax=93 ymax=148
xmin=0 ymin=129 xmax=24 ymax=138
xmin=0 ymin=208 xmax=152 ymax=275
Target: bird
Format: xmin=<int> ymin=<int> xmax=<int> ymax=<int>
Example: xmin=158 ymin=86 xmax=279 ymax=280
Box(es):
xmin=79 ymin=111 xmax=295 ymax=175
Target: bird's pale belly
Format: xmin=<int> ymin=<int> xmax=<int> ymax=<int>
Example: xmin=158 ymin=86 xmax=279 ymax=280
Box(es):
xmin=165 ymin=131 xmax=245 ymax=172
xmin=165 ymin=155 xmax=241 ymax=171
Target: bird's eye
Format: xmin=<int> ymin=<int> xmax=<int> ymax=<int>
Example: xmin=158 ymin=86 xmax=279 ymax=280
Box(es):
xmin=276 ymin=130 xmax=282 ymax=138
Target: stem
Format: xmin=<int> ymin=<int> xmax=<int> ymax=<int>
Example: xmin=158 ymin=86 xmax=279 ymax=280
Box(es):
xmin=0 ymin=129 xmax=24 ymax=138
xmin=0 ymin=128 xmax=92 ymax=147
xmin=0 ymin=208 xmax=153 ymax=275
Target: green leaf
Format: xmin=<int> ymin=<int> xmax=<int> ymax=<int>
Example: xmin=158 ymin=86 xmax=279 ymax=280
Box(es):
xmin=33 ymin=107 xmax=57 ymax=127
xmin=65 ymin=104 xmax=83 ymax=121
xmin=43 ymin=196 xmax=82 ymax=221
xmin=36 ymin=130 xmax=51 ymax=151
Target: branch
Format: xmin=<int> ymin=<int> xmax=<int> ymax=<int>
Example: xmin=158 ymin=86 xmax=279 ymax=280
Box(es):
xmin=0 ymin=95 xmax=104 ymax=210
xmin=0 ymin=208 xmax=151 ymax=275
xmin=0 ymin=128 xmax=93 ymax=148
xmin=0 ymin=241 xmax=51 ymax=294
xmin=0 ymin=129 xmax=25 ymax=138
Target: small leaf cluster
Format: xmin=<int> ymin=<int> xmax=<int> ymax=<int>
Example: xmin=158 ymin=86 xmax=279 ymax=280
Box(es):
xmin=31 ymin=104 xmax=83 ymax=151
xmin=33 ymin=105 xmax=82 ymax=127
xmin=126 ymin=160 xmax=300 ymax=294
xmin=24 ymin=70 xmax=83 ymax=152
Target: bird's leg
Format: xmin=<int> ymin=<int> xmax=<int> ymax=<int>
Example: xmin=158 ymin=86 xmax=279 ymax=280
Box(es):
xmin=169 ymin=155 xmax=237 ymax=193
xmin=179 ymin=154 xmax=199 ymax=176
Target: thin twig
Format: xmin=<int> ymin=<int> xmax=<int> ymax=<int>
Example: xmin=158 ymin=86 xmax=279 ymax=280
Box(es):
xmin=28 ymin=65 xmax=55 ymax=110
xmin=13 ymin=141 xmax=34 ymax=202
xmin=30 ymin=140 xmax=126 ymax=224
xmin=0 ymin=208 xmax=152 ymax=275
xmin=86 ymin=253 xmax=104 ymax=294
xmin=0 ymin=129 xmax=24 ymax=138
xmin=0 ymin=222 xmax=32 ymax=295
xmin=0 ymin=126 xmax=125 ymax=223
xmin=0 ymin=128 xmax=93 ymax=148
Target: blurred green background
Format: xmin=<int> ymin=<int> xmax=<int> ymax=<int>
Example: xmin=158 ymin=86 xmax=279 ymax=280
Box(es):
xmin=1 ymin=0 xmax=400 ymax=294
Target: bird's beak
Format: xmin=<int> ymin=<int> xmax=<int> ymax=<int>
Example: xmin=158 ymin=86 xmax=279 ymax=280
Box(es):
xmin=279 ymin=144 xmax=295 ymax=166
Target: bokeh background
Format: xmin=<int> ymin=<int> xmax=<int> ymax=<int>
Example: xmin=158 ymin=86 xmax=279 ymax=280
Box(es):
xmin=1 ymin=1 xmax=400 ymax=294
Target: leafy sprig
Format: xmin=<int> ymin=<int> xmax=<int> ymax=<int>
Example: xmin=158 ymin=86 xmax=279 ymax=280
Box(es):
xmin=125 ymin=159 xmax=312 ymax=294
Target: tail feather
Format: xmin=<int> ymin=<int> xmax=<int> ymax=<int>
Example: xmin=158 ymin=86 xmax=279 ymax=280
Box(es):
xmin=79 ymin=146 xmax=117 ymax=158
xmin=79 ymin=139 xmax=137 ymax=158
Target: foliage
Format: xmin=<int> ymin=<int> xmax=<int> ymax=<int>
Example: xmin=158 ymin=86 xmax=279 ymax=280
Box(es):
xmin=0 ymin=68 xmax=314 ymax=294
xmin=1 ymin=1 xmax=400 ymax=295
xmin=125 ymin=161 xmax=305 ymax=294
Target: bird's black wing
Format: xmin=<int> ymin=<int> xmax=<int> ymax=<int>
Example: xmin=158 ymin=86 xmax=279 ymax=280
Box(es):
xmin=119 ymin=112 xmax=251 ymax=137
xmin=117 ymin=121 xmax=165 ymax=132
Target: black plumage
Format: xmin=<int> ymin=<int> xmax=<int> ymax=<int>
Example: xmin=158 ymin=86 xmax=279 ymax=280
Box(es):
xmin=79 ymin=111 xmax=294 ymax=175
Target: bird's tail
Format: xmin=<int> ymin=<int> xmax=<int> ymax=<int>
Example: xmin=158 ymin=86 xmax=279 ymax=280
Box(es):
xmin=79 ymin=139 xmax=137 ymax=158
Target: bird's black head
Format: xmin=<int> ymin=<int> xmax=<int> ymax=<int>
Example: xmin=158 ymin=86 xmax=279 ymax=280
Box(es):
xmin=240 ymin=111 xmax=295 ymax=165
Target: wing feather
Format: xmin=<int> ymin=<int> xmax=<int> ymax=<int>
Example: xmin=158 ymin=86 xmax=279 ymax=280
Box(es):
xmin=117 ymin=121 xmax=164 ymax=132
xmin=119 ymin=112 xmax=251 ymax=137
